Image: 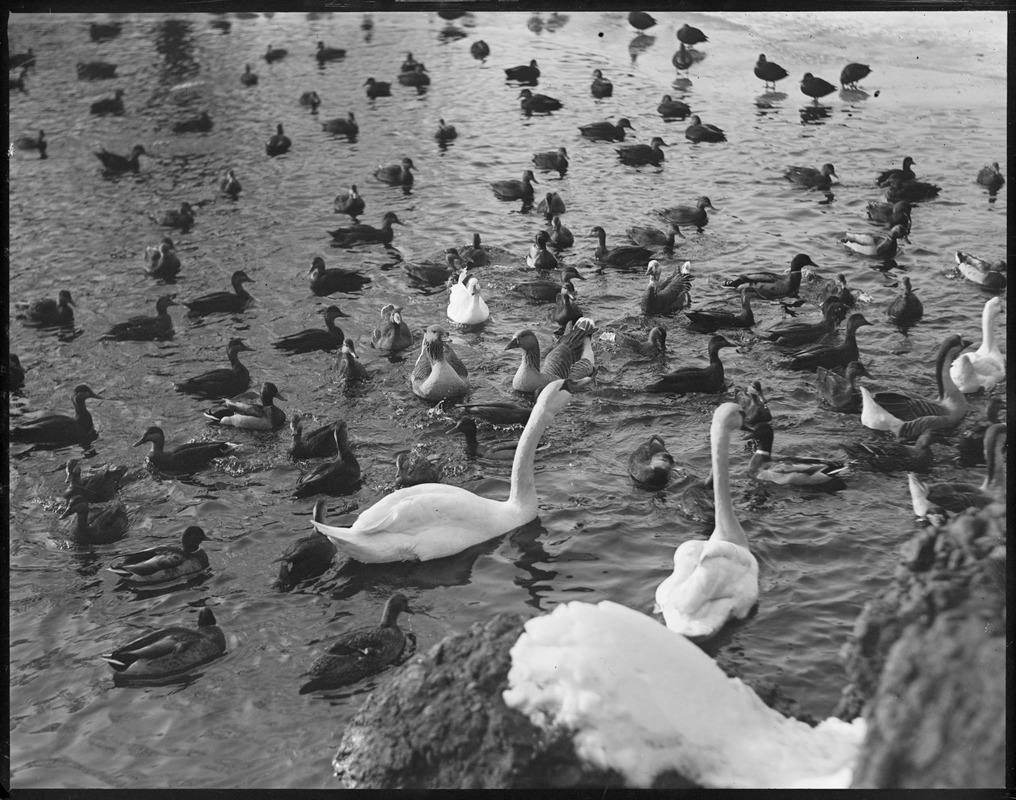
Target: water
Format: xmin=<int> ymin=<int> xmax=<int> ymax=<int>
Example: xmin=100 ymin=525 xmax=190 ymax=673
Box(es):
xmin=8 ymin=10 xmax=1007 ymax=789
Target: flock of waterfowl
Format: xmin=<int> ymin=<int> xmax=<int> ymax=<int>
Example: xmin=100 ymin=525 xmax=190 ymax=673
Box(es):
xmin=6 ymin=11 xmax=1008 ymax=778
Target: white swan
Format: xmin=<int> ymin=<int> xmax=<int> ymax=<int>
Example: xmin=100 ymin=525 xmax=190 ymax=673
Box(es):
xmin=311 ymin=379 xmax=575 ymax=562
xmin=503 ymin=599 xmax=867 ymax=788
xmin=654 ymin=402 xmax=759 ymax=639
xmin=447 ymin=267 xmax=490 ymax=325
xmin=949 ymin=296 xmax=1005 ymax=392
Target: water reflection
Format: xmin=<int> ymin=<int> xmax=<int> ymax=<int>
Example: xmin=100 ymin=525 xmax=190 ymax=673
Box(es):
xmin=628 ymin=33 xmax=655 ymax=64
xmin=840 ymin=88 xmax=870 ymax=102
xmin=90 ymin=21 xmax=122 ymax=42
xmin=208 ymin=18 xmax=230 ymax=34
xmin=672 ymin=76 xmax=693 ymax=91
xmin=151 ymin=19 xmax=199 ymax=84
xmin=507 ymin=518 xmax=558 ymax=610
xmin=438 ymin=25 xmax=467 ymax=43
xmin=799 ymin=105 xmax=832 ymax=124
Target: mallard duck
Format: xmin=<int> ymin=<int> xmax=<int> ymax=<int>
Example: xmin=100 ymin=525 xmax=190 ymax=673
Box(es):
xmin=578 ymin=118 xmax=634 ymax=141
xmin=866 ymin=200 xmax=911 ymax=230
xmin=363 ymin=77 xmax=391 ymax=98
xmin=949 ymin=296 xmax=1004 ymax=392
xmin=626 ymin=224 xmax=684 ymax=254
xmin=21 ymin=289 xmax=75 ymax=326
xmin=266 ymin=123 xmax=291 ymax=157
xmin=552 ymin=282 xmax=582 ymax=330
xmin=617 ymin=137 xmax=667 ymax=166
xmin=734 ymin=381 xmax=772 ymax=427
xmin=293 ymin=422 xmax=361 ymax=498
xmin=762 ymin=297 xmax=846 ymax=348
xmin=240 ymin=64 xmax=258 ymax=86
xmin=884 ymin=175 xmax=940 ymax=203
xmin=404 ymin=251 xmax=463 ymax=286
xmin=401 ymin=52 xmax=424 ymax=72
xmin=328 ymin=211 xmax=403 ymax=247
xmin=204 ymin=381 xmax=287 ymax=431
xmin=784 ymin=163 xmax=837 ymax=189
xmin=273 ymin=305 xmax=346 ymax=354
xmin=886 ymin=276 xmax=923 ymax=327
xmin=288 ymin=414 xmax=338 ymax=460
xmin=816 ymin=361 xmax=870 ymax=412
xmin=841 ymin=225 xmax=908 ymax=259
xmin=109 ymin=526 xmax=211 ymax=584
xmin=133 ymin=426 xmax=240 ymax=475
xmin=505 ymin=59 xmax=540 ymax=83
xmin=805 ymin=273 xmax=866 ymax=309
xmin=143 ymin=239 xmax=180 ymax=280
xmin=100 ymin=295 xmax=177 ymax=341
xmin=411 ymin=325 xmax=470 ymax=403
xmin=876 ymin=156 xmax=917 ymax=186
xmin=316 ymin=41 xmax=346 ymax=62
xmin=491 ymin=169 xmax=538 ymax=202
xmin=397 ymin=64 xmax=430 ymax=88
xmin=506 ymin=327 xmax=592 ymax=393
xmin=590 ymin=69 xmax=613 ymax=98
xmin=628 ymin=435 xmax=674 ymax=488
xmin=101 ymin=607 xmax=226 ymax=681
xmin=264 ymin=45 xmax=288 ymax=63
xmin=90 ymin=88 xmax=125 ymax=115
xmin=685 ymin=286 xmax=758 ymax=332
xmin=470 ymin=40 xmax=490 ymax=60
xmin=782 ymin=313 xmax=871 ymax=372
xmin=299 ymin=593 xmax=412 ymax=693
xmin=628 ymin=11 xmax=657 ymax=30
xmin=95 ymin=144 xmax=147 ymax=174
xmin=747 ymin=423 xmax=848 ymax=489
xmin=64 ymin=459 xmax=128 ymax=503
xmin=322 ymin=112 xmax=358 ymax=138
xmin=657 ymin=94 xmax=691 ymax=119
xmin=394 ymin=451 xmax=442 ymax=488
xmin=15 ymin=129 xmax=47 ymax=158
xmin=546 ymin=216 xmax=574 ymax=249
xmin=182 ymin=270 xmax=254 ymax=315
xmin=954 ymin=251 xmax=1006 ymax=291
xmin=452 ymin=401 xmax=533 ymax=426
xmin=643 ymin=260 xmax=692 ymax=314
xmin=591 ymin=226 xmax=653 ymax=269
xmin=685 ymin=115 xmax=726 ymax=143
xmin=336 ymin=338 xmax=370 ymax=387
xmin=219 ymin=169 xmax=241 ymax=198
xmin=800 ymin=72 xmax=836 ymax=103
xmin=536 ymin=191 xmax=566 ymax=219
xmin=908 ymin=424 xmax=1005 ymax=518
xmin=511 ymin=266 xmax=584 ymax=302
xmin=60 ymin=497 xmax=129 ymax=544
xmin=12 ymin=384 xmax=101 ymax=446
xmin=311 ymin=380 xmax=575 ymax=562
xmin=654 ymin=402 xmax=758 ymax=638
xmin=839 ymin=62 xmax=871 ymax=89
xmin=860 ymin=334 xmax=970 ymax=439
xmin=448 ymin=415 xmax=517 ymax=460
xmin=755 ymin=54 xmax=789 ymax=90
xmin=527 ymin=231 xmax=559 ymax=271
xmin=276 ymin=499 xmax=337 ymax=589
xmin=447 ymin=269 xmax=489 ymax=325
xmin=724 ymin=253 xmax=815 ymax=299
xmin=609 ymin=326 xmax=667 ymax=358
xmin=373 ymin=157 xmax=415 ymax=186
xmin=174 ymin=338 xmax=252 ymax=399
xmin=333 ymin=185 xmax=366 ymax=219
xmin=308 ymin=257 xmax=371 ymax=295
xmin=370 ymin=304 xmax=413 ymax=353
xmin=157 ymin=202 xmax=195 ymax=233
xmin=435 ymin=118 xmax=457 ymax=143
xmin=657 ymin=196 xmax=716 ymax=232
xmin=976 ymin=162 xmax=1005 ymax=191
xmin=646 ymin=335 xmax=734 ymax=395
xmin=672 ymin=43 xmax=693 ymax=70
xmin=519 ymin=89 xmax=562 ymax=114
xmin=172 ymin=110 xmax=213 ymax=133
xmin=956 ymin=397 xmax=1005 ymax=466
xmin=842 ymin=432 xmax=935 ymax=473
xmin=533 ymin=147 xmax=569 ymax=177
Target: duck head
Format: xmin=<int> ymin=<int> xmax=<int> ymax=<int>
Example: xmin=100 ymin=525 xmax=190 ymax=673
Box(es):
xmin=133 ymin=425 xmax=165 ymax=447
xmin=182 ymin=526 xmax=209 ymax=550
xmin=260 ymin=382 xmax=287 ymax=404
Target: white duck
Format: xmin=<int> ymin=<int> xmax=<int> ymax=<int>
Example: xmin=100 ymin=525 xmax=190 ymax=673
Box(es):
xmin=654 ymin=402 xmax=759 ymax=639
xmin=503 ymin=599 xmax=866 ymax=788
xmin=446 ymin=267 xmax=490 ymax=325
xmin=311 ymin=379 xmax=575 ymax=562
xmin=410 ymin=325 xmax=470 ymax=403
xmin=949 ymin=296 xmax=1005 ymax=392
xmin=860 ymin=334 xmax=969 ymax=440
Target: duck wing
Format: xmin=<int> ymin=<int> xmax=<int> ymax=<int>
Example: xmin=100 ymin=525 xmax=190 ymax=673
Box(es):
xmin=114 ymin=547 xmax=188 ymax=576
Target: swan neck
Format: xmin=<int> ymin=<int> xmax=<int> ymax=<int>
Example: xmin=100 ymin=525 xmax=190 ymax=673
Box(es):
xmin=509 ymin=396 xmax=553 ymax=507
xmin=710 ymin=420 xmax=749 ymax=548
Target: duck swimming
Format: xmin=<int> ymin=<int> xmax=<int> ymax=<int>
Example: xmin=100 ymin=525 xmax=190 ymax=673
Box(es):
xmin=617 ymin=137 xmax=667 ymax=166
xmin=316 ymin=41 xmax=346 ymax=62
xmin=784 ymin=163 xmax=836 ymax=190
xmin=371 ymin=304 xmax=413 ymax=353
xmin=506 ymin=326 xmax=593 ymax=393
xmin=404 ymin=251 xmax=463 ymax=286
xmin=276 ymin=499 xmax=338 ymax=589
xmin=21 ymin=289 xmax=75 ymax=326
xmin=956 ymin=397 xmax=1004 ymax=467
xmin=157 ymin=202 xmax=195 ymax=233
xmin=95 ymin=144 xmax=147 ymax=174
xmin=311 ymin=379 xmax=575 ymax=562
xmin=11 ymin=384 xmax=102 ymax=446
xmin=552 ymin=281 xmax=582 ymax=330
xmin=816 ymin=361 xmax=870 ymax=412
xmin=266 ymin=123 xmax=291 ymax=157
xmin=511 ymin=266 xmax=584 ymax=302
xmin=591 ymin=226 xmax=653 ymax=269
xmin=133 ymin=425 xmax=241 ymax=475
xmin=322 ymin=112 xmax=358 ymax=138
xmin=842 ymin=432 xmax=935 ymax=473
xmin=782 ymin=313 xmax=871 ymax=372
xmin=183 ymin=270 xmax=254 ymax=315
xmin=374 ymin=157 xmax=415 ymax=186
xmin=143 ymin=240 xmax=179 ymax=281
xmin=240 ymin=64 xmax=258 ymax=86
xmin=101 ymin=295 xmax=177 ymax=341
xmin=458 ymin=232 xmax=490 ymax=268
xmin=109 ymin=526 xmax=211 ymax=585
xmin=610 ymin=326 xmax=668 ymax=358
xmin=470 ymin=40 xmax=490 ymax=60
xmin=101 ymin=607 xmax=226 ymax=682
xmin=491 ymin=169 xmax=538 ymax=202
xmin=908 ymin=423 xmax=1005 ymax=519
xmin=172 ymin=110 xmax=213 ymax=133
xmin=578 ymin=118 xmax=634 ymax=142
xmin=866 ymin=200 xmax=911 ymax=231
xmin=685 ymin=115 xmax=726 ymax=143
xmin=886 ymin=276 xmax=923 ymax=327
xmin=532 ymin=146 xmax=569 ymax=177
xmin=328 ymin=211 xmax=403 ymax=247
xmin=264 ymin=45 xmax=288 ymax=63
xmin=657 ymin=196 xmax=716 ymax=232
xmin=299 ymin=593 xmax=412 ymax=693
xmin=590 ymin=69 xmax=613 ymax=98
xmin=686 ymin=286 xmax=758 ymax=332
xmin=519 ymin=88 xmax=563 ymax=114
xmin=646 ymin=335 xmax=733 ymax=395
xmin=626 ymin=224 xmax=684 ymax=255
xmin=527 ymin=231 xmax=558 ymax=271
xmin=734 ymin=380 xmax=772 ymax=427
xmin=724 ymin=253 xmax=815 ymax=300
xmin=363 ymin=77 xmax=391 ymax=98
xmin=336 ymin=338 xmax=370 ymax=388
xmin=672 ymin=43 xmax=693 ymax=71
xmin=447 ymin=268 xmax=490 ymax=325
xmin=657 ymin=94 xmax=691 ymax=120
xmin=435 ymin=118 xmax=458 ymax=143
xmin=643 ymin=260 xmax=692 ymax=314
xmin=755 ymin=54 xmax=789 ymax=90
xmin=60 ymin=497 xmax=130 ymax=545
xmin=293 ymin=422 xmax=361 ymax=498
xmin=220 ymin=169 xmax=241 ymax=198
xmin=505 ymin=59 xmax=540 ymax=83
xmin=64 ymin=459 xmax=128 ymax=503
xmin=949 ymin=296 xmax=1004 ymax=392
xmin=954 ymin=251 xmax=1006 ymax=291
xmin=536 ymin=191 xmax=566 ymax=219
xmin=884 ymin=174 xmax=940 ymax=203
xmin=448 ymin=415 xmax=517 ymax=461
xmin=628 ymin=11 xmax=656 ymax=30
xmin=762 ymin=297 xmax=846 ymax=348
xmin=288 ymin=414 xmax=339 ymax=460
xmin=174 ymin=338 xmax=252 ymax=399
xmin=876 ymin=156 xmax=917 ymax=187
xmin=16 ymin=129 xmax=47 ymax=158
xmin=397 ymin=63 xmax=430 ymax=88
xmin=204 ymin=381 xmax=287 ymax=431
xmin=841 ymin=225 xmax=909 ymax=259
xmin=860 ymin=334 xmax=969 ymax=440
xmin=976 ymin=162 xmax=1005 ymax=191
xmin=628 ymin=435 xmax=675 ymax=489
xmin=273 ymin=305 xmax=346 ymax=354
xmin=547 ymin=216 xmax=574 ymax=249
xmin=411 ymin=325 xmax=470 ymax=403
xmin=452 ymin=401 xmax=533 ymax=426
xmin=90 ymin=88 xmax=125 ymax=115
xmin=308 ymin=256 xmax=371 ymax=294
xmin=746 ymin=423 xmax=848 ymax=489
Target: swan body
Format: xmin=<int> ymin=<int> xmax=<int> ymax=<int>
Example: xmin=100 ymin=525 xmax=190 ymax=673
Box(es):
xmin=447 ymin=268 xmax=490 ymax=325
xmin=311 ymin=379 xmax=575 ymax=562
xmin=948 ymin=297 xmax=1004 ymax=392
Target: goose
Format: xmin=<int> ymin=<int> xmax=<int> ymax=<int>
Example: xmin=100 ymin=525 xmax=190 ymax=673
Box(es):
xmin=299 ymin=594 xmax=412 ymax=693
xmin=784 ymin=163 xmax=836 ymax=190
xmin=590 ymin=69 xmax=613 ymax=98
xmin=532 ymin=146 xmax=569 ymax=177
xmin=311 ymin=379 xmax=575 ymax=562
xmin=800 ymin=72 xmax=836 ymax=103
xmin=617 ymin=137 xmax=667 ymax=166
xmin=547 ymin=215 xmax=574 ymax=249
xmin=370 ymin=304 xmax=413 ymax=353
xmin=90 ymin=88 xmax=125 ymax=115
xmin=101 ymin=608 xmax=226 ymax=681
xmin=470 ymin=40 xmax=490 ymax=60
xmin=657 ymin=196 xmax=716 ymax=232
xmin=411 ymin=325 xmax=470 ymax=403
xmin=908 ymin=424 xmax=1005 ymax=519
xmin=781 ymin=313 xmax=871 ymax=372
xmin=677 ymin=22 xmax=708 ymax=45
xmin=334 ymin=185 xmax=366 ymax=217
xmin=335 ymin=338 xmax=370 ymax=387
xmin=11 ymin=384 xmax=101 ymax=446
xmin=458 ymin=233 xmax=490 ymax=268
xmin=657 ymin=94 xmax=691 ymax=119
xmin=64 ymin=459 xmax=128 ymax=503
xmin=628 ymin=435 xmax=674 ymax=488
xmin=956 ymin=398 xmax=1005 ymax=466
xmin=884 ymin=174 xmax=940 ymax=203
xmin=94 ymin=144 xmax=147 ymax=174
xmin=628 ymin=11 xmax=656 ymax=30
xmin=174 ymin=338 xmax=252 ymax=399
xmin=842 ymin=432 xmax=935 ymax=473
xmin=643 ymin=260 xmax=692 ymax=314
xmin=322 ymin=112 xmax=358 ymax=138
xmin=491 ymin=169 xmax=538 ymax=202
xmin=645 ymin=335 xmax=733 ymax=394
xmin=886 ymin=276 xmax=923 ymax=327
xmin=448 ymin=415 xmax=518 ymax=461
xmin=506 ymin=328 xmax=591 ymax=393
xmin=100 ymin=295 xmax=177 ymax=341
xmin=435 ymin=118 xmax=458 ymax=143
xmin=536 ymin=191 xmax=566 ymax=218
xmin=273 ymin=305 xmax=346 ymax=353
xmin=328 ymin=211 xmax=403 ymax=247
xmin=860 ymin=334 xmax=970 ymax=439
xmin=724 ymin=253 xmax=815 ymax=299
xmin=841 ymin=225 xmax=909 ymax=259
xmin=447 ymin=269 xmax=490 ymax=325
xmin=109 ymin=526 xmax=211 ymax=585
xmin=363 ymin=77 xmax=391 ymax=98
xmin=734 ymin=381 xmax=772 ymax=427
xmin=397 ymin=64 xmax=430 ymax=88
xmin=527 ymin=231 xmax=559 ymax=271
xmin=685 ymin=115 xmax=726 ymax=143
xmin=133 ymin=426 xmax=240 ymax=475
xmin=839 ymin=62 xmax=871 ymax=89
xmin=504 ymin=59 xmax=540 ymax=83
xmin=762 ymin=297 xmax=846 ymax=347
xmin=626 ymin=224 xmax=684 ymax=254
xmin=264 ymin=45 xmax=288 ymax=63
xmin=182 ymin=270 xmax=254 ymax=315
xmin=610 ymin=326 xmax=668 ymax=358
xmin=519 ymin=89 xmax=563 ymax=113
xmin=949 ymin=296 xmax=1004 ymax=392
xmin=403 ymin=251 xmax=463 ymax=286
xmin=685 ymin=286 xmax=758 ymax=331
xmin=240 ymin=63 xmax=258 ymax=86
xmin=954 ymin=251 xmax=1006 ymax=291
xmin=876 ymin=156 xmax=917 ymax=187
xmin=266 ymin=123 xmax=291 ymax=157
xmin=172 ymin=110 xmax=213 ymax=133
xmin=654 ymin=402 xmax=758 ymax=637
xmin=591 ymin=226 xmax=653 ymax=268
xmin=976 ymin=162 xmax=1005 ymax=191
xmin=315 ymin=41 xmax=346 ymax=62
xmin=816 ymin=361 xmax=870 ymax=412
xmin=204 ymin=381 xmax=287 ymax=431
xmin=308 ymin=256 xmax=371 ymax=294
xmin=866 ymin=200 xmax=911 ymax=230
xmin=276 ymin=499 xmax=337 ymax=589
xmin=755 ymin=54 xmax=788 ymax=90
xmin=288 ymin=414 xmax=339 ymax=460
xmin=511 ymin=267 xmax=584 ymax=302
xmin=503 ymin=599 xmax=867 ymax=788
xmin=746 ymin=423 xmax=848 ymax=489
xmin=60 ymin=497 xmax=130 ymax=545
xmin=578 ymin=118 xmax=634 ymax=142
xmin=20 ymin=289 xmax=75 ymax=326
xmin=293 ymin=422 xmax=361 ymax=498
xmin=156 ymin=202 xmax=195 ymax=233
xmin=219 ymin=169 xmax=241 ymax=198
xmin=552 ymin=282 xmax=582 ymax=330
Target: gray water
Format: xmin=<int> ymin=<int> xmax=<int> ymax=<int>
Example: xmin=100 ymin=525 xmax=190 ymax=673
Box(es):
xmin=8 ymin=10 xmax=1007 ymax=789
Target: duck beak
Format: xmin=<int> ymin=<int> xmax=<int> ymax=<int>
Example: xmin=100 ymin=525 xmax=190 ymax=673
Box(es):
xmin=132 ymin=433 xmax=149 ymax=447
xmin=59 ymin=503 xmax=76 ymax=520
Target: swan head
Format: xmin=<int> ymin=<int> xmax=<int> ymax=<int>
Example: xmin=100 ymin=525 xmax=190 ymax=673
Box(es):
xmin=534 ymin=378 xmax=575 ymax=418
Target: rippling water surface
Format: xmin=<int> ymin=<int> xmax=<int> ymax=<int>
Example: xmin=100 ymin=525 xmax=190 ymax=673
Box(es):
xmin=8 ymin=10 xmax=1007 ymax=789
